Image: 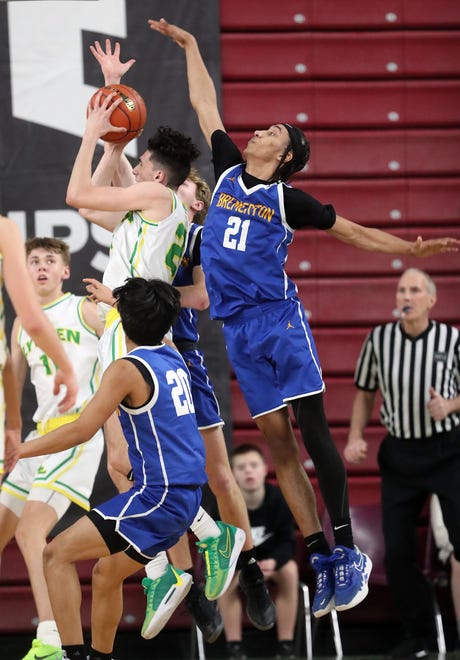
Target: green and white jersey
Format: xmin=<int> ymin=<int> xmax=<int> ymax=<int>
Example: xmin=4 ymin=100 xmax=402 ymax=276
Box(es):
xmin=102 ymin=190 xmax=188 ymax=292
xmin=17 ymin=293 xmax=100 ymax=423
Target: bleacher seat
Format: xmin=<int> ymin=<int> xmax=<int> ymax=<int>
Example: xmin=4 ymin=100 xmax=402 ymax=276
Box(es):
xmin=229 ymin=129 xmax=460 ymax=178
xmin=220 ymin=0 xmax=460 ymax=31
xmin=222 ymin=80 xmax=460 ymax=130
xmin=294 ymin=177 xmax=460 ymax=226
xmin=231 ymin=376 xmax=381 ymax=428
xmin=232 ymin=426 xmax=382 ymax=476
xmin=286 ymin=227 xmax=460 ymax=278
xmin=296 ymin=276 xmax=460 ymax=326
xmin=221 ymin=31 xmax=460 ymax=81
xmin=311 ymin=327 xmax=368 ymax=375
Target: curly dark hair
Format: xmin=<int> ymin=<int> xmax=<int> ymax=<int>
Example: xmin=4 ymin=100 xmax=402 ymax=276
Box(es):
xmin=113 ymin=277 xmax=181 ymax=346
xmin=147 ymin=126 xmax=200 ymax=188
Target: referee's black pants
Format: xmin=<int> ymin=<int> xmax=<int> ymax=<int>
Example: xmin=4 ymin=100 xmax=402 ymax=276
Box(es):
xmin=378 ymin=428 xmax=460 ymax=639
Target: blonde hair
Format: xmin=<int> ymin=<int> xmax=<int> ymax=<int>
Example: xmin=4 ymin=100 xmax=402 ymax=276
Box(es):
xmin=188 ymin=168 xmax=211 ymax=225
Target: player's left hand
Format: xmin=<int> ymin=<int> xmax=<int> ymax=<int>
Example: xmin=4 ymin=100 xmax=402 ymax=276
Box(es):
xmin=410 ymin=235 xmax=460 ymax=257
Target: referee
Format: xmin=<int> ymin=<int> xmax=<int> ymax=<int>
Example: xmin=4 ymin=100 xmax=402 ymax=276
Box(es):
xmin=344 ymin=268 xmax=460 ymax=659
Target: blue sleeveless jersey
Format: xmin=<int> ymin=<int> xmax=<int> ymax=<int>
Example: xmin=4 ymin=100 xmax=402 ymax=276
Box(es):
xmin=201 ymin=164 xmax=298 ymax=320
xmin=172 ymin=223 xmax=202 ymax=343
xmin=118 ymin=344 xmax=206 ymax=488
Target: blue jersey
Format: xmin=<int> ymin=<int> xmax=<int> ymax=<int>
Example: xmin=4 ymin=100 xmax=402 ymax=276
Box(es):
xmin=201 ymin=163 xmax=298 ymax=320
xmin=172 ymin=223 xmax=202 ymax=344
xmin=118 ymin=344 xmax=206 ymax=488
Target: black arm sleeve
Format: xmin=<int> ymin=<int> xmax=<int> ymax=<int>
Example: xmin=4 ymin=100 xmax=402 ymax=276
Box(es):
xmin=191 ymin=227 xmax=203 ymax=267
xmin=211 ymin=130 xmax=244 ymax=180
xmin=283 ymin=186 xmax=336 ymax=230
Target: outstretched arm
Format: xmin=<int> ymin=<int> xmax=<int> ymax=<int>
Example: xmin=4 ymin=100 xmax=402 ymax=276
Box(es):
xmin=328 ymin=215 xmax=459 ymax=257
xmin=17 ymin=359 xmax=136 ymax=459
xmin=0 ymin=217 xmax=77 ymax=412
xmin=148 ymin=18 xmax=225 ymax=147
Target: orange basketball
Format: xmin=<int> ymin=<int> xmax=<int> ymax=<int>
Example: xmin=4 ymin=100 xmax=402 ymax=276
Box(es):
xmin=88 ymin=84 xmax=147 ymax=144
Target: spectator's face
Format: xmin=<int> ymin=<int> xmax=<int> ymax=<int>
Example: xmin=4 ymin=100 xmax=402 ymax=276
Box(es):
xmin=231 ymin=450 xmax=268 ymax=493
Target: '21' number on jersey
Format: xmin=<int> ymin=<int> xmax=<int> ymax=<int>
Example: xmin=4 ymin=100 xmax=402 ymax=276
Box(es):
xmin=223 ymin=216 xmax=250 ymax=252
xmin=167 ymin=368 xmax=195 ymax=416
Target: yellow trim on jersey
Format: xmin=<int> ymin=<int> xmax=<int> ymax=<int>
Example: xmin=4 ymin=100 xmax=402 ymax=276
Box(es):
xmin=30 ymin=482 xmax=90 ymax=511
xmin=37 ymin=412 xmax=81 ymax=436
xmin=105 ymin=307 xmax=120 ymax=329
xmin=1 ymin=484 xmax=28 ymax=501
xmin=77 ymin=297 xmax=98 ymax=336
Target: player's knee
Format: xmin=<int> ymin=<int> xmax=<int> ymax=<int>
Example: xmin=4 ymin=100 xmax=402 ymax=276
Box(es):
xmin=92 ymin=557 xmax=119 ymax=590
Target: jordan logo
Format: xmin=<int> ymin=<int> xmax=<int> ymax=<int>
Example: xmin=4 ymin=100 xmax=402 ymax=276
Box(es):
xmin=286 ymin=320 xmax=294 ymax=329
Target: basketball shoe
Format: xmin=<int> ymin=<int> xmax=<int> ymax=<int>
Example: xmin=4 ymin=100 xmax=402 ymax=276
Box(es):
xmin=22 ymin=639 xmax=63 ymax=659
xmin=310 ymin=552 xmax=335 ymax=617
xmin=332 ymin=544 xmax=372 ymax=611
xmin=196 ymin=521 xmax=245 ymax=600
xmin=141 ymin=565 xmax=192 ymax=639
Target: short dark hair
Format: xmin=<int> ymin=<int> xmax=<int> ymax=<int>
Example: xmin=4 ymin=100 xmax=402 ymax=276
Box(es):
xmin=25 ymin=237 xmax=70 ymax=266
xmin=113 ymin=277 xmax=181 ymax=346
xmin=147 ymin=126 xmax=200 ymax=188
xmin=231 ymin=443 xmax=266 ymax=463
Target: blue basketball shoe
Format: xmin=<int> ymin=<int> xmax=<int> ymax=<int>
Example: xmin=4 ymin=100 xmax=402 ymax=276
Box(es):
xmin=332 ymin=545 xmax=372 ymax=611
xmin=309 ymin=552 xmax=335 ymax=617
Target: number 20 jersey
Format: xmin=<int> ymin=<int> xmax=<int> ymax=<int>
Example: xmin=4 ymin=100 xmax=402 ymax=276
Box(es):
xmin=201 ymin=163 xmax=298 ymax=320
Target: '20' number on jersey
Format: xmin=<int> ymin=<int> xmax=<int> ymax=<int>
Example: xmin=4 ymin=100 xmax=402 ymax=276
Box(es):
xmin=223 ymin=216 xmax=250 ymax=252
xmin=167 ymin=368 xmax=195 ymax=416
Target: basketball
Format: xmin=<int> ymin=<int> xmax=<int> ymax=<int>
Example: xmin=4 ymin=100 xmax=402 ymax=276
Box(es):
xmin=88 ymin=84 xmax=147 ymax=144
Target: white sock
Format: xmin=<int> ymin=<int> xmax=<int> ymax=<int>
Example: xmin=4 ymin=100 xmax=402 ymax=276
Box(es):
xmin=36 ymin=620 xmax=61 ymax=647
xmin=190 ymin=506 xmax=221 ymax=540
xmin=144 ymin=551 xmax=169 ymax=579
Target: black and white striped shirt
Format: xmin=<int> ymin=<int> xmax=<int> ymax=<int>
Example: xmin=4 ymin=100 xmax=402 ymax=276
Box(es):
xmin=355 ymin=321 xmax=460 ymax=439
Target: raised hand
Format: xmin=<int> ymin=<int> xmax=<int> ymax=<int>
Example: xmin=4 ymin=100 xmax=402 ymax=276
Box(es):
xmin=85 ymin=91 xmax=126 ymax=141
xmin=410 ymin=235 xmax=460 ymax=257
xmin=147 ymin=18 xmax=194 ymax=49
xmin=90 ymin=38 xmax=136 ymax=85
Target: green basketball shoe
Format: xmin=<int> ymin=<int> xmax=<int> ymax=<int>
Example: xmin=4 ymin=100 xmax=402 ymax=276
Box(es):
xmin=141 ymin=564 xmax=192 ymax=639
xmin=196 ymin=521 xmax=246 ymax=600
xmin=22 ymin=639 xmax=63 ymax=659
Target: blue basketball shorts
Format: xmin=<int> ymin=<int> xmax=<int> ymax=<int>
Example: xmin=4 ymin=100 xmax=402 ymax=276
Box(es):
xmin=223 ymin=298 xmax=325 ymax=418
xmin=91 ymin=483 xmax=202 ymax=563
xmin=182 ymin=348 xmax=223 ymax=430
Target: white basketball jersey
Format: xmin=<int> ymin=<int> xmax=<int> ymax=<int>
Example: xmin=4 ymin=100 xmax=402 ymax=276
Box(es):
xmin=102 ymin=190 xmax=188 ymax=292
xmin=17 ymin=293 xmax=101 ymax=423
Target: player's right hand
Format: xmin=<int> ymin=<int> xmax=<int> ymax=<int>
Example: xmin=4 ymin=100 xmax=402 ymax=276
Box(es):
xmin=54 ymin=368 xmax=78 ymax=413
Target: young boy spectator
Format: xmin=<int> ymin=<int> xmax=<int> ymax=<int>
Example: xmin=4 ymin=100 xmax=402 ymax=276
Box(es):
xmin=219 ymin=444 xmax=299 ymax=659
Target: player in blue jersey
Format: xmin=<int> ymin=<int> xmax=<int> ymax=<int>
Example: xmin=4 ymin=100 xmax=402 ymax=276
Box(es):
xmin=11 ymin=278 xmax=208 ymax=660
xmin=149 ymin=17 xmax=460 ymax=619
xmin=170 ymin=169 xmax=275 ymax=637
